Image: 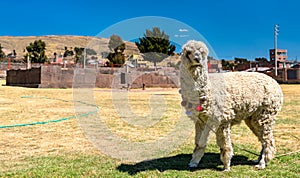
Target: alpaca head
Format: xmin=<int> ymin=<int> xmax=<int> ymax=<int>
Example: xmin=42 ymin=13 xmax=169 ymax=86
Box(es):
xmin=180 ymin=40 xmax=211 ymax=116
xmin=181 ymin=40 xmax=209 ymax=72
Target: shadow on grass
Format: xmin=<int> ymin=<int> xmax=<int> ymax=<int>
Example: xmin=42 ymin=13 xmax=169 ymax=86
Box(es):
xmin=117 ymin=153 xmax=256 ymax=175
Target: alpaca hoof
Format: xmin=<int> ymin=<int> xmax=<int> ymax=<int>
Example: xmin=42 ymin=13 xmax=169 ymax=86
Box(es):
xmin=255 ymin=164 xmax=266 ymax=170
xmin=223 ymin=168 xmax=230 ymax=172
xmin=188 ymin=162 xmax=198 ymax=168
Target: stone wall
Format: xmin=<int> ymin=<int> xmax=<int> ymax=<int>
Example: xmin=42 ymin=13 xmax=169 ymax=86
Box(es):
xmin=6 ymin=65 xmax=178 ymax=88
xmin=6 ymin=68 xmax=41 ymax=87
xmin=96 ymin=73 xmax=113 ymax=88
xmin=131 ymin=73 xmax=177 ymax=88
xmin=287 ymin=68 xmax=300 ymax=80
xmin=39 ymin=66 xmax=73 ymax=88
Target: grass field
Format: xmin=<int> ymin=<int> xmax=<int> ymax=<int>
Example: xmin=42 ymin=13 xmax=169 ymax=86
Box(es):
xmin=0 ymin=80 xmax=299 ymax=177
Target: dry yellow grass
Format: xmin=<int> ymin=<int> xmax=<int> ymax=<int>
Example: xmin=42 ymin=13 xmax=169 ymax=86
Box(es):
xmin=0 ymin=80 xmax=97 ymax=171
xmin=97 ymin=89 xmax=183 ymax=141
xmin=274 ymin=85 xmax=300 ymax=153
xmin=0 ymin=81 xmax=299 ymax=172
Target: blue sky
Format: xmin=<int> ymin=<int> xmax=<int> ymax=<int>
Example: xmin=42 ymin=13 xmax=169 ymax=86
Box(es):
xmin=0 ymin=0 xmax=299 ymax=60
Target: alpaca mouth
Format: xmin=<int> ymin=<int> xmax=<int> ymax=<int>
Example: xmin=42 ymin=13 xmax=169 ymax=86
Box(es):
xmin=187 ymin=58 xmax=202 ymax=71
xmin=185 ymin=52 xmax=202 ymax=69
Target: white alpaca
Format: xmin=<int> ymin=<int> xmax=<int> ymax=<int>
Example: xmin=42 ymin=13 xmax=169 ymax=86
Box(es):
xmin=180 ymin=40 xmax=283 ymax=171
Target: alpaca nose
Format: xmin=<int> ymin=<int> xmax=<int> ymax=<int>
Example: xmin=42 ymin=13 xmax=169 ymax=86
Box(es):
xmin=194 ymin=51 xmax=201 ymax=60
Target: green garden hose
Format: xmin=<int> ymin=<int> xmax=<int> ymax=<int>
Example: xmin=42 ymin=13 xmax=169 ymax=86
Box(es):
xmin=0 ymin=96 xmax=98 ymax=129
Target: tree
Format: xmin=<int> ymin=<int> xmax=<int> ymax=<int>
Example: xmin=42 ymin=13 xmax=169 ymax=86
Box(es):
xmin=74 ymin=47 xmax=84 ymax=63
xmin=0 ymin=44 xmax=5 ymax=59
xmin=106 ymin=35 xmax=126 ymax=66
xmin=108 ymin=34 xmax=124 ymax=52
xmin=85 ymin=48 xmax=97 ymax=56
xmin=7 ymin=49 xmax=17 ymax=58
xmin=255 ymin=57 xmax=269 ymax=63
xmin=53 ymin=52 xmax=57 ymax=62
xmin=107 ymin=52 xmax=125 ymax=66
xmin=13 ymin=50 xmax=17 ymax=57
xmin=234 ymin=57 xmax=248 ymax=64
xmin=135 ymin=27 xmax=176 ymax=67
xmin=63 ymin=47 xmax=74 ymax=57
xmin=25 ymin=40 xmax=47 ymax=63
xmin=221 ymin=59 xmax=236 ymax=71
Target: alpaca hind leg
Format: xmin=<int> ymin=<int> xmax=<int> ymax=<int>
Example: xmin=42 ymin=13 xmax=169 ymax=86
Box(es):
xmin=257 ymin=120 xmax=276 ymax=170
xmin=245 ymin=116 xmax=276 ymax=169
xmin=189 ymin=121 xmax=210 ymax=168
xmin=216 ymin=123 xmax=233 ymax=171
xmin=244 ymin=117 xmax=263 ymax=163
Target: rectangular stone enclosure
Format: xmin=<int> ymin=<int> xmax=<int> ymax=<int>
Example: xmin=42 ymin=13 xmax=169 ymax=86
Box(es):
xmin=6 ymin=66 xmax=178 ymax=88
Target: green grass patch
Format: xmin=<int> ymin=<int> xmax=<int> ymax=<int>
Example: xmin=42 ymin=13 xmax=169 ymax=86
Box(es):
xmin=1 ymin=145 xmax=299 ymax=177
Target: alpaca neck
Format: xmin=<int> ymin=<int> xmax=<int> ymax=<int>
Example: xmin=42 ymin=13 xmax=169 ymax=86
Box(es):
xmin=194 ymin=65 xmax=210 ymax=97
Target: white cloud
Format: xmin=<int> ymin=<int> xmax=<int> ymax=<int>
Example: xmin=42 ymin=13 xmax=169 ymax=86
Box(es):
xmin=180 ymin=34 xmax=189 ymax=37
xmin=174 ymin=34 xmax=189 ymax=38
xmin=179 ymin=28 xmax=189 ymax=32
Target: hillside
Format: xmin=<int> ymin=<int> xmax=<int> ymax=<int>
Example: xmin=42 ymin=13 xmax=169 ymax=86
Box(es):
xmin=0 ymin=35 xmax=139 ymax=59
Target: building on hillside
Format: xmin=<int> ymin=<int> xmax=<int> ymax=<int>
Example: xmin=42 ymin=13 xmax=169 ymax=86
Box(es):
xmin=127 ymin=54 xmax=145 ymax=68
xmin=236 ymin=60 xmax=272 ymax=71
xmin=2 ymin=48 xmax=12 ymax=56
xmin=269 ymin=49 xmax=288 ymax=68
xmin=208 ymin=59 xmax=222 ymax=73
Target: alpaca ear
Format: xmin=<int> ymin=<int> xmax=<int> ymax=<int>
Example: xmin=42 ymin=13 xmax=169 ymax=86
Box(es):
xmin=183 ymin=50 xmax=191 ymax=58
xmin=199 ymin=48 xmax=205 ymax=53
xmin=200 ymin=48 xmax=208 ymax=58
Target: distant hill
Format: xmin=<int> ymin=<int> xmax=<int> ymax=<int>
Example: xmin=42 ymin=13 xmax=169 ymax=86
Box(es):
xmin=0 ymin=35 xmax=139 ymax=59
xmin=0 ymin=35 xmax=182 ymax=68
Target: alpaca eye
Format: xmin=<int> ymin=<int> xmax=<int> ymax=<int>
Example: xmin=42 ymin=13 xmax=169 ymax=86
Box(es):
xmin=185 ymin=51 xmax=192 ymax=59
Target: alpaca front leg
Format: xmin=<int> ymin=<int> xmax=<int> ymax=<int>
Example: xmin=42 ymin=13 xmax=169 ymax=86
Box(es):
xmin=216 ymin=123 xmax=233 ymax=171
xmin=189 ymin=145 xmax=207 ymax=168
xmin=189 ymin=122 xmax=210 ymax=168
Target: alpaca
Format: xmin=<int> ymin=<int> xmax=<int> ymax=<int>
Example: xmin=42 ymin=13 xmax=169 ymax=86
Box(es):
xmin=180 ymin=40 xmax=283 ymax=171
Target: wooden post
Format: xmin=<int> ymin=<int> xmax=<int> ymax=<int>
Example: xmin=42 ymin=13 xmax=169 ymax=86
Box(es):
xmin=27 ymin=55 xmax=31 ymax=69
xmin=7 ymin=58 xmax=11 ymax=70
